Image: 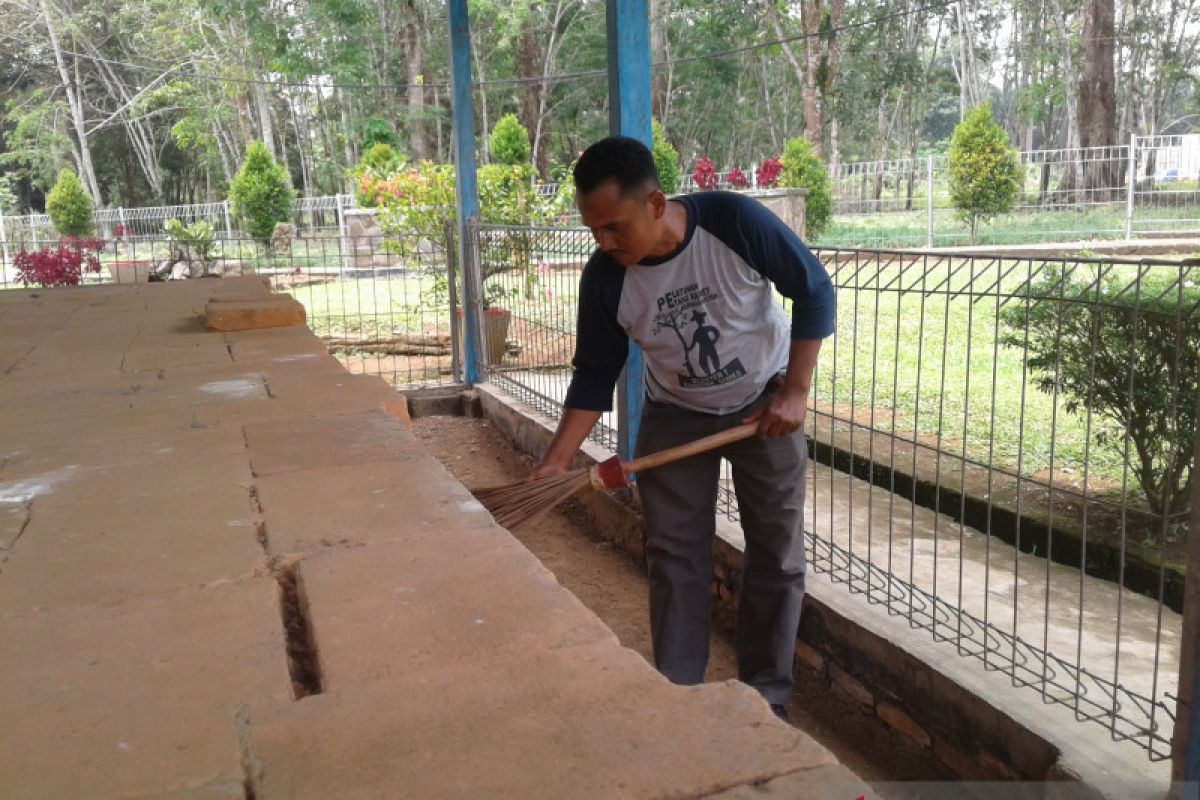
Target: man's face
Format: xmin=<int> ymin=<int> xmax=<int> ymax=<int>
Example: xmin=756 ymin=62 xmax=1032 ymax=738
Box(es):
xmin=576 ymin=179 xmax=665 ymax=267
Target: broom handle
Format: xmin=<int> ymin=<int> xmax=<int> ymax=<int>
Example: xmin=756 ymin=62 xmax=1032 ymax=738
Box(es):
xmin=624 ymin=422 xmax=759 ymax=475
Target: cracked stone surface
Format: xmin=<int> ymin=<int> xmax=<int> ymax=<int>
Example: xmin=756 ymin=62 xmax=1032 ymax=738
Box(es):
xmin=0 ymin=277 xmax=844 ymax=799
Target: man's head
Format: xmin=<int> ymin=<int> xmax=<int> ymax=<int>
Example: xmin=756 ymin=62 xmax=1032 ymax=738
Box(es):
xmin=573 ymin=136 xmax=667 ymax=267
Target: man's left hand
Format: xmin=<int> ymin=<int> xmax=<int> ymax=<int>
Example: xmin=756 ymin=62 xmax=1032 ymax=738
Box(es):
xmin=743 ymin=384 xmax=809 ymax=439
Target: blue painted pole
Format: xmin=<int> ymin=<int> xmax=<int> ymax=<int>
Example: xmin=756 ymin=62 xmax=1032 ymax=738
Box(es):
xmin=448 ymin=0 xmax=482 ymax=384
xmin=606 ymin=0 xmax=651 ymax=462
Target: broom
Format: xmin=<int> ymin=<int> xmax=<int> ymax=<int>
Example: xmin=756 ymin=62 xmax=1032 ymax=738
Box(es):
xmin=476 ymin=421 xmax=759 ymax=530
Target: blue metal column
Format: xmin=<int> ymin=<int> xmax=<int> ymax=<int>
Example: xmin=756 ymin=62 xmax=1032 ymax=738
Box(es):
xmin=606 ymin=0 xmax=651 ymax=461
xmin=448 ymin=0 xmax=483 ymax=383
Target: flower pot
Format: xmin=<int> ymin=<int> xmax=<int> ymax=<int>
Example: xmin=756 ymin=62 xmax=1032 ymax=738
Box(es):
xmin=457 ymin=307 xmax=512 ymax=366
xmin=107 ymin=260 xmax=152 ymax=285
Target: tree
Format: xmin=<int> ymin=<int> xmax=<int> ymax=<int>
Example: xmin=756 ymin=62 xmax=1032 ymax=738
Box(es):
xmin=45 ymin=168 xmax=95 ymax=237
xmin=229 ymin=141 xmax=295 ymax=244
xmin=778 ymin=137 xmax=832 ymax=238
xmin=947 ymin=105 xmax=1020 ymax=243
xmin=489 ymin=114 xmax=531 ymax=166
xmin=651 ymin=120 xmax=680 ymax=194
xmin=1000 ymin=268 xmax=1198 ymax=518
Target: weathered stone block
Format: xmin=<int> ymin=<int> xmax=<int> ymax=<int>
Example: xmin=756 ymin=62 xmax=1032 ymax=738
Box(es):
xmin=205 ymin=296 xmax=306 ymax=332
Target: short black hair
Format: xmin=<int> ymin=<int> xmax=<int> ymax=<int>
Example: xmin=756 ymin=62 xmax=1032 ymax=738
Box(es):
xmin=573 ymin=136 xmax=661 ymax=197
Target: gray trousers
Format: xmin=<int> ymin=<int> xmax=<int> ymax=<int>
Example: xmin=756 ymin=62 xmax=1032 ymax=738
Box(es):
xmin=635 ymin=391 xmax=808 ymax=705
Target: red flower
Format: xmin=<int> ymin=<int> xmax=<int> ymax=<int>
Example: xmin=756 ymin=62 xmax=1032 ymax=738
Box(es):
xmin=13 ymin=238 xmax=103 ymax=288
xmin=727 ymin=168 xmax=750 ymax=189
xmin=756 ymin=158 xmax=782 ymax=189
xmin=692 ymin=157 xmax=719 ymax=191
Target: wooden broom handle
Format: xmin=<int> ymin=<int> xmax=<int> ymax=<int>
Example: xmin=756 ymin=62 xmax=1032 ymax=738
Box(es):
xmin=624 ymin=422 xmax=759 ymax=474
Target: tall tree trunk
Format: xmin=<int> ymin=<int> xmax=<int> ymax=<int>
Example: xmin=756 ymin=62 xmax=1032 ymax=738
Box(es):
xmin=650 ymin=0 xmax=670 ymax=122
xmin=799 ymin=0 xmax=823 ymax=155
xmin=40 ymin=0 xmax=102 ymax=204
xmin=402 ymin=1 xmax=428 ymax=160
xmin=1079 ymin=0 xmax=1116 ymax=198
xmin=1047 ymin=0 xmax=1084 ymax=202
xmin=253 ymin=81 xmax=277 ymax=157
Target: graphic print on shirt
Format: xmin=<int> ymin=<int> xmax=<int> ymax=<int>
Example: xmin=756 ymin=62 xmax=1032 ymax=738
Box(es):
xmin=651 ymin=281 xmax=747 ymax=388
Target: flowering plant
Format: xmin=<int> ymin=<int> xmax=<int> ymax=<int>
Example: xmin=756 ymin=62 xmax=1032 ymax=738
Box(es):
xmin=13 ymin=237 xmax=104 ymax=288
xmin=756 ymin=158 xmax=782 ymax=189
xmin=692 ymin=157 xmax=719 ymax=190
xmin=726 ymin=168 xmax=750 ymax=189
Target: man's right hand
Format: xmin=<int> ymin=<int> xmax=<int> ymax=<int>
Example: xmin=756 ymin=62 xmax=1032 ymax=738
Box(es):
xmin=527 ymin=458 xmax=570 ymax=481
xmin=526 ymin=408 xmax=604 ymax=482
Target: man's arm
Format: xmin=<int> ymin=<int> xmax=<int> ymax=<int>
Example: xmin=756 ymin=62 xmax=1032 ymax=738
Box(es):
xmin=743 ymin=338 xmax=822 ymax=438
xmin=528 ymin=408 xmax=604 ymax=479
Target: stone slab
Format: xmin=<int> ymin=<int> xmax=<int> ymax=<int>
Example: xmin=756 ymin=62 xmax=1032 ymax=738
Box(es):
xmin=0 ymin=454 xmax=262 ymax=613
xmin=243 ymin=409 xmax=425 ymax=477
xmin=121 ymin=341 xmax=234 ymax=373
xmin=0 ymin=502 xmax=30 ymax=550
xmin=0 ymin=578 xmax=291 ymax=799
xmin=248 ymin=642 xmax=835 ymax=799
xmin=296 ymin=534 xmax=616 ymax=689
xmin=206 ymin=297 xmax=306 ymax=332
xmin=256 ymin=459 xmax=493 ymax=556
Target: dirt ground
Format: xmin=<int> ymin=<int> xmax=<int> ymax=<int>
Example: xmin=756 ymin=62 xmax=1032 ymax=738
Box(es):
xmin=413 ymin=413 xmax=957 ymax=786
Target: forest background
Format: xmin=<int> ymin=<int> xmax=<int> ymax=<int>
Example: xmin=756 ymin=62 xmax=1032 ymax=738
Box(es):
xmin=1 ymin=0 xmax=1196 ymax=212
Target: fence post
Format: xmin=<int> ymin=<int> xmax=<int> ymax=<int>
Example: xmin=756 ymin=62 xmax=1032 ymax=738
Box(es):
xmin=335 ymin=194 xmax=350 ymax=273
xmin=1125 ymin=134 xmax=1136 ymax=240
xmin=1172 ymin=399 xmax=1200 ymax=792
xmin=0 ymin=205 xmax=9 ymax=286
xmin=926 ymin=155 xmax=935 ymax=249
xmin=444 ymin=220 xmax=462 ymax=384
xmin=222 ymin=201 xmax=233 ymax=243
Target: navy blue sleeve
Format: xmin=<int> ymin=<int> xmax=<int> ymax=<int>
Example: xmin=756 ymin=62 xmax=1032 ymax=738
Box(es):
xmin=685 ymin=192 xmax=835 ymax=340
xmin=563 ymin=252 xmax=628 ymax=411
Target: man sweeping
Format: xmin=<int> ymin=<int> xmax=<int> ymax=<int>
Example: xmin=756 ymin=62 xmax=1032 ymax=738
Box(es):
xmin=528 ymin=136 xmax=835 ymax=721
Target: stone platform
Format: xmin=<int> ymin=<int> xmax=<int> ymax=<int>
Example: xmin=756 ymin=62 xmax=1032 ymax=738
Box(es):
xmin=0 ymin=278 xmax=857 ymax=798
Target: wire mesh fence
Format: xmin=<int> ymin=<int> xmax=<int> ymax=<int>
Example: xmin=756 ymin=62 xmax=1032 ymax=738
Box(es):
xmin=469 ymin=224 xmax=1195 ymax=762
xmin=802 ymin=248 xmax=1195 ymax=761
xmin=0 ymin=224 xmax=460 ymax=389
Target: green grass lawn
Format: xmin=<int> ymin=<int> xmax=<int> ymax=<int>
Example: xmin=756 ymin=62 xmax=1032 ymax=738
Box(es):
xmin=818 ymin=205 xmax=1199 ymax=249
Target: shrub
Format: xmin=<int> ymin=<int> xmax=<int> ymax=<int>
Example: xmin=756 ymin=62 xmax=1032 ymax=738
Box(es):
xmin=692 ymin=157 xmax=718 ymax=190
xmin=13 ymin=237 xmax=103 ymax=287
xmin=352 ymin=143 xmax=406 ymax=206
xmin=779 ymin=138 xmax=832 ymax=239
xmin=727 ymin=168 xmax=750 ymax=189
xmin=999 ymin=268 xmax=1199 ymax=518
xmin=756 ymin=158 xmax=782 ymax=189
xmin=651 ymin=120 xmax=680 ymax=194
xmin=229 ymin=142 xmax=295 ymax=244
xmin=359 ymin=117 xmax=399 ymax=151
xmin=46 ymin=168 xmax=94 ymax=237
xmin=948 ymin=104 xmax=1021 ymax=244
xmin=164 ymin=219 xmax=216 ymax=262
xmin=488 ymin=114 xmax=530 ymax=166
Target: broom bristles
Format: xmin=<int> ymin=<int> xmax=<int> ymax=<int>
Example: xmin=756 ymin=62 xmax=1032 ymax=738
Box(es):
xmin=475 ymin=468 xmax=593 ymax=530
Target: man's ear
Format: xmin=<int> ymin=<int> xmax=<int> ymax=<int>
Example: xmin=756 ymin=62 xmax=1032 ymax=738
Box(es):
xmin=646 ymin=189 xmax=667 ymax=219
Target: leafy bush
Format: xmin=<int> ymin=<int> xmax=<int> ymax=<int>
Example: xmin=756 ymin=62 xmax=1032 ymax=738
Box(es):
xmin=13 ymin=237 xmax=103 ymax=287
xmin=779 ymin=137 xmax=832 ymax=239
xmin=164 ymin=218 xmax=216 ymax=262
xmin=727 ymin=168 xmax=750 ymax=189
xmin=999 ymin=268 xmax=1198 ymax=517
xmin=651 ymin=120 xmax=680 ymax=194
xmin=488 ymin=114 xmax=530 ymax=166
xmin=229 ymin=142 xmax=295 ymax=244
xmin=46 ymin=168 xmax=94 ymax=237
xmin=756 ymin=158 xmax=782 ymax=189
xmin=359 ymin=117 xmax=399 ymax=151
xmin=948 ymin=104 xmax=1020 ymax=244
xmin=352 ymin=143 xmax=406 ymax=206
xmin=692 ymin=157 xmax=718 ymax=190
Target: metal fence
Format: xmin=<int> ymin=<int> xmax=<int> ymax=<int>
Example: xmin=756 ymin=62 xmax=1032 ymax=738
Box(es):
xmin=0 ymin=224 xmax=460 ymax=389
xmin=467 ymin=224 xmax=1196 ymax=763
xmin=2 ymin=206 xmax=1194 ymax=762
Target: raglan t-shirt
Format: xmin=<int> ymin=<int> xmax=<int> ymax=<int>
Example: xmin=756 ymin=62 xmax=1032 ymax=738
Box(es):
xmin=563 ymin=191 xmax=836 ymax=415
